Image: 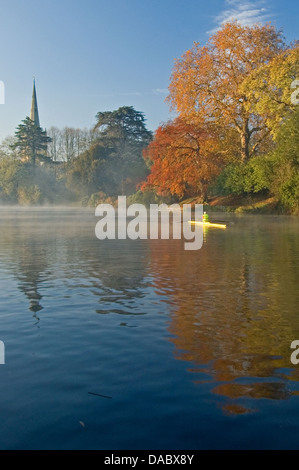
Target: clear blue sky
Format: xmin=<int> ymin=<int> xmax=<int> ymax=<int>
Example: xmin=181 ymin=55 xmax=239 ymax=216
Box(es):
xmin=0 ymin=0 xmax=297 ymax=141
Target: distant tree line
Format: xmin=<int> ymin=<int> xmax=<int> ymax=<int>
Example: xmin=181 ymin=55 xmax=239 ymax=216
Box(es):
xmin=0 ymin=106 xmax=152 ymax=205
xmin=0 ymin=126 xmax=100 ymax=163
xmin=47 ymin=127 xmax=100 ymax=163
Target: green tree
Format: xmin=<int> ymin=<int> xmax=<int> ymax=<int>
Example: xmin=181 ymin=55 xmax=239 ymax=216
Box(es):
xmin=95 ymin=106 xmax=152 ymax=145
xmin=14 ymin=117 xmax=52 ymax=166
xmin=66 ymin=143 xmax=111 ymax=200
xmin=0 ymin=136 xmax=18 ymax=160
xmin=0 ymin=157 xmax=22 ymax=203
xmin=94 ymin=106 xmax=153 ymax=194
xmin=270 ymin=108 xmax=299 ymax=211
xmin=241 ymin=44 xmax=299 ymax=138
xmin=216 ymin=157 xmax=273 ymax=196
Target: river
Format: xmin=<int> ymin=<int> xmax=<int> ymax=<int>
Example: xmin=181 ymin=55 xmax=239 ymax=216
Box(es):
xmin=0 ymin=207 xmax=298 ymax=450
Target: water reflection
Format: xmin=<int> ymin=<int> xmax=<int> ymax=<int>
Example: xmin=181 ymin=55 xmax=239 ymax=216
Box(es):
xmin=148 ymin=216 xmax=299 ymax=413
xmin=0 ymin=208 xmax=150 ymax=320
xmin=0 ymin=209 xmax=299 ymax=415
xmin=0 ymin=214 xmax=50 ymax=318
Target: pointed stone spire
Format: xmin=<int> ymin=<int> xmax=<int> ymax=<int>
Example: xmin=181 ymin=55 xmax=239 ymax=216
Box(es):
xmin=30 ymin=78 xmax=40 ymax=128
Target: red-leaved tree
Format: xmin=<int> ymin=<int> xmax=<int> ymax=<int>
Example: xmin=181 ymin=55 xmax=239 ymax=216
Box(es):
xmin=141 ymin=118 xmax=223 ymax=201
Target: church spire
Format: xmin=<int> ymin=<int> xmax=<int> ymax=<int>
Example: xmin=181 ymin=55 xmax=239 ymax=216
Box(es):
xmin=30 ymin=78 xmax=40 ymax=128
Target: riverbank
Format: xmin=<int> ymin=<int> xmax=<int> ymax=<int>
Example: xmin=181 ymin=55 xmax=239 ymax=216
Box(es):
xmin=181 ymin=194 xmax=292 ymax=214
xmin=0 ymin=193 xmax=296 ymax=215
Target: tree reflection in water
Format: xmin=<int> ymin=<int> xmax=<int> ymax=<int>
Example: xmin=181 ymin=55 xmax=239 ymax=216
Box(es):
xmin=0 ymin=208 xmax=150 ymax=322
xmin=148 ymin=217 xmax=299 ymax=414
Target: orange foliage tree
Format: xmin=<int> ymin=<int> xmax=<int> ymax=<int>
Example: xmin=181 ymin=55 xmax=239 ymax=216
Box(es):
xmin=141 ymin=118 xmax=223 ymax=201
xmin=167 ymin=22 xmax=285 ymax=162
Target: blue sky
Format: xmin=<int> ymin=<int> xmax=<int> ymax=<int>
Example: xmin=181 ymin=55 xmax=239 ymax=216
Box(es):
xmin=0 ymin=0 xmax=297 ymax=141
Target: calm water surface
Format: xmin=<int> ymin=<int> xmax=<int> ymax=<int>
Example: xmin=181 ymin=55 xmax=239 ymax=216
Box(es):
xmin=0 ymin=207 xmax=299 ymax=450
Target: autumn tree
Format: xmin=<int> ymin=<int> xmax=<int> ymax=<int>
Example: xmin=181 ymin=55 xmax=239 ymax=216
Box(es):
xmin=141 ymin=118 xmax=223 ymax=201
xmin=168 ymin=22 xmax=285 ymax=162
xmin=241 ymin=43 xmax=299 ymax=137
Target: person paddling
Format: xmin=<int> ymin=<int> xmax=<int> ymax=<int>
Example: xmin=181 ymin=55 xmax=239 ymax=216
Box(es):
xmin=203 ymin=211 xmax=210 ymax=223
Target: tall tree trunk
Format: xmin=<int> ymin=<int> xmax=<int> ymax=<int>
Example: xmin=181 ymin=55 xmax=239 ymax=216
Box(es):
xmin=241 ymin=120 xmax=251 ymax=163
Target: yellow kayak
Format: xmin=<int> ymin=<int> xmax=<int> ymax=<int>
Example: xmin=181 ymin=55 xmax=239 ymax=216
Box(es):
xmin=188 ymin=221 xmax=227 ymax=229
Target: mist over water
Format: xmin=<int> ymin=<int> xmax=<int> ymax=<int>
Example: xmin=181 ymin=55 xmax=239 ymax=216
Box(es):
xmin=0 ymin=207 xmax=299 ymax=449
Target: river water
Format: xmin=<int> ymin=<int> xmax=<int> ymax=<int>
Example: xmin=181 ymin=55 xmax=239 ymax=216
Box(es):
xmin=0 ymin=207 xmax=298 ymax=450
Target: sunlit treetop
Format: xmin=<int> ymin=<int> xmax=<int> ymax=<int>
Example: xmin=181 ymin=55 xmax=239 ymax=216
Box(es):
xmin=167 ymin=21 xmax=287 ymax=162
